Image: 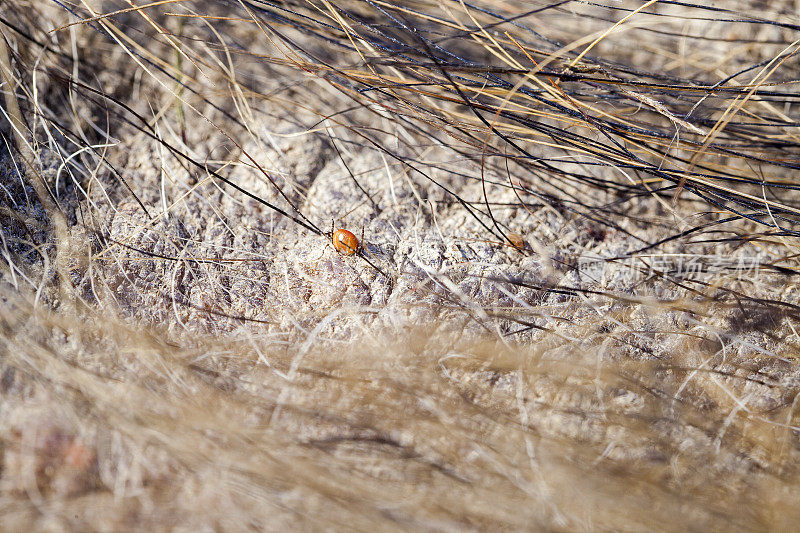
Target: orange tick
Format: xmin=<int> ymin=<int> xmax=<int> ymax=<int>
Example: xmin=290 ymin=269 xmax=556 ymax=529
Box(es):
xmin=332 ymin=228 xmax=360 ymax=255
xmin=506 ymin=232 xmax=525 ymax=251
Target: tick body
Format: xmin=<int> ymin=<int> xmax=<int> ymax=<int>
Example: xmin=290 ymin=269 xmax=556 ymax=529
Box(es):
xmin=507 ymin=232 xmax=525 ymax=251
xmin=332 ymin=228 xmax=360 ymax=255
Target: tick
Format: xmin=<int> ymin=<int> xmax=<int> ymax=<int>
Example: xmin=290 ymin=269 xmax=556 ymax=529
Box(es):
xmin=332 ymin=228 xmax=361 ymax=255
xmin=506 ymin=232 xmax=525 ymax=251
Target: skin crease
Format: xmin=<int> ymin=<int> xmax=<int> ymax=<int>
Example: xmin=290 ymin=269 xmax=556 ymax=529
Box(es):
xmin=333 ymin=229 xmax=359 ymax=255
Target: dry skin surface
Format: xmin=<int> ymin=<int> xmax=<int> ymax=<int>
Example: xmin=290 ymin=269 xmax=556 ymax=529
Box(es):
xmin=2 ymin=1 xmax=800 ymax=530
